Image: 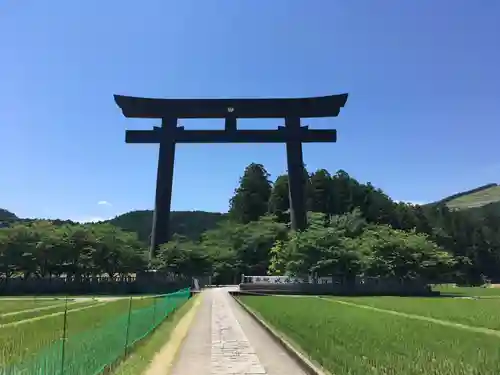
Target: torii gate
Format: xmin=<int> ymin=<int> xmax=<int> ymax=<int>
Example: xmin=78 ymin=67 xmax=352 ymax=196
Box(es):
xmin=114 ymin=93 xmax=348 ymax=260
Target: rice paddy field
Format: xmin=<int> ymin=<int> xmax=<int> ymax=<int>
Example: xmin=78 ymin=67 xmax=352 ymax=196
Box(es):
xmin=332 ymin=295 xmax=500 ymax=331
xmin=432 ymin=284 xmax=500 ymax=297
xmin=0 ymin=297 xmax=148 ymax=365
xmin=240 ymin=292 xmax=500 ymax=375
xmin=0 ymin=291 xmax=190 ymax=374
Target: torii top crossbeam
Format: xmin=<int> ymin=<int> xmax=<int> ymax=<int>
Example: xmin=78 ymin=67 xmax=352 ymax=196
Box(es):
xmin=114 ymin=94 xmax=348 ymax=119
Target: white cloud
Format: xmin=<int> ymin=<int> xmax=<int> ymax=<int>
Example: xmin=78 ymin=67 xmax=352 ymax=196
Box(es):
xmin=97 ymin=200 xmax=112 ymax=206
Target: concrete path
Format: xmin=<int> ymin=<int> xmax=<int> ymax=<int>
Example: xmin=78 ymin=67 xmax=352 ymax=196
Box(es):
xmin=169 ymin=287 xmax=306 ymax=375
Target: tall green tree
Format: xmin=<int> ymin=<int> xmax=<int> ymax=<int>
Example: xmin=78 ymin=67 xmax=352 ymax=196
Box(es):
xmin=354 ymin=225 xmax=456 ymax=281
xmin=331 ymin=170 xmax=356 ymax=215
xmin=157 ymin=234 xmax=211 ymax=277
xmin=229 ymin=163 xmax=272 ymax=224
xmin=268 ymin=174 xmax=290 ymax=223
xmin=308 ymin=169 xmax=334 ymax=214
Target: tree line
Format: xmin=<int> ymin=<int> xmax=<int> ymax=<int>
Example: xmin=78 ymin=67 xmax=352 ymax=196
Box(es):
xmin=1 ymin=163 xmax=499 ymax=285
xmin=0 ymin=221 xmax=147 ymax=280
xmin=225 ymin=164 xmax=500 ymax=284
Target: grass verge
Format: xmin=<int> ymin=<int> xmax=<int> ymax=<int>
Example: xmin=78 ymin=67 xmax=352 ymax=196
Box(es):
xmin=240 ymin=295 xmax=500 ymax=375
xmin=110 ymin=295 xmax=198 ymax=375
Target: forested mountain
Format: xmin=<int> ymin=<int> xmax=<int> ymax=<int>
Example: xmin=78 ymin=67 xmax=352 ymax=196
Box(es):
xmin=0 ymin=209 xmax=18 ymax=222
xmin=426 ymin=183 xmax=500 ymax=222
xmin=1 ymin=163 xmax=499 ymax=286
xmin=0 ymin=208 xmax=226 ymax=242
xmin=107 ymin=210 xmax=227 ymax=243
xmin=437 ymin=183 xmax=500 ymax=210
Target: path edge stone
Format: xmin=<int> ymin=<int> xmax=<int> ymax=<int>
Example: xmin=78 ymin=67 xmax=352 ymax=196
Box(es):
xmin=230 ymin=292 xmax=331 ymax=375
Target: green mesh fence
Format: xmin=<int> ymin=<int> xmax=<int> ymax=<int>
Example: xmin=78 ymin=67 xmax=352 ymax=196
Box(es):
xmin=1 ymin=288 xmax=190 ymax=375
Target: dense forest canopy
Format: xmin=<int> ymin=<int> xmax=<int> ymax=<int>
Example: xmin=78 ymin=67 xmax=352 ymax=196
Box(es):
xmin=107 ymin=210 xmax=227 ymax=243
xmin=1 ymin=163 xmax=499 ymax=285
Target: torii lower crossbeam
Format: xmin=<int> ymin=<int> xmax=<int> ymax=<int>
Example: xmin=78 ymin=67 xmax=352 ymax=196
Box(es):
xmin=125 ymin=128 xmax=337 ymax=143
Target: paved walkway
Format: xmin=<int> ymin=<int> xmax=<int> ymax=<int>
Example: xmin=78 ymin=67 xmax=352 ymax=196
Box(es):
xmin=169 ymin=287 xmax=306 ymax=375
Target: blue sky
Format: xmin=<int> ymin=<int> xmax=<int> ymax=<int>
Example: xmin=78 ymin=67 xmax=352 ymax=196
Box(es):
xmin=1 ymin=1 xmax=499 ymax=222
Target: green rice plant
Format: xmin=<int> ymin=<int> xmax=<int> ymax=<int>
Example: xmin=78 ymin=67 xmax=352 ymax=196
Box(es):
xmin=331 ymin=296 xmax=500 ymax=330
xmin=0 ymin=299 xmax=64 ymax=314
xmin=0 ymin=301 xmax=109 ymax=366
xmin=241 ymin=296 xmax=500 ymax=375
xmin=0 ymin=293 xmax=179 ymax=368
xmin=0 ymin=300 xmax=99 ymax=325
xmin=433 ymin=285 xmax=500 ymax=297
xmin=0 ymin=290 xmax=190 ymax=374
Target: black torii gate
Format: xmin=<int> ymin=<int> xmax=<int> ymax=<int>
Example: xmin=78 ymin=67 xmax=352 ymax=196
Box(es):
xmin=114 ymin=93 xmax=348 ymax=261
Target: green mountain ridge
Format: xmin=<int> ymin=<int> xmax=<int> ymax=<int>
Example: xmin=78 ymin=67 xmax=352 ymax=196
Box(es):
xmin=2 ymin=167 xmax=500 ymax=285
xmin=419 ymin=183 xmax=500 ymax=218
xmin=3 ymin=182 xmax=500 ymax=240
xmin=0 ymin=208 xmax=226 ymax=243
xmin=440 ymin=183 xmax=500 ymax=210
xmin=106 ymin=210 xmax=227 ymax=243
xmin=0 ymin=208 xmax=18 ymax=222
